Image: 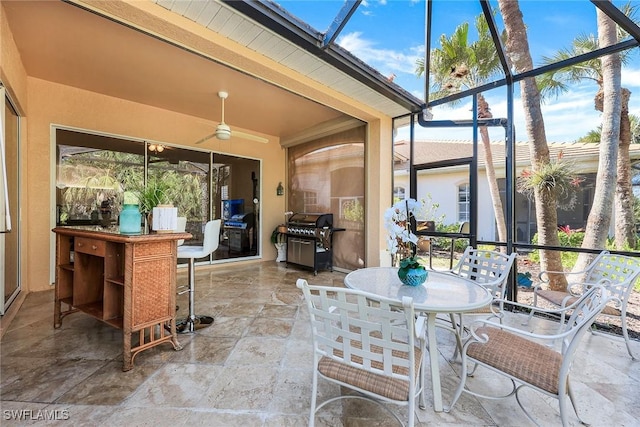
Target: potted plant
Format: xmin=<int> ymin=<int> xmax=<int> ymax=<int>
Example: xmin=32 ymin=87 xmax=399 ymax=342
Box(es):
xmin=271 ymin=226 xmax=287 ymax=262
xmin=384 ymin=198 xmax=429 ymax=286
xmin=134 ymin=176 xmax=174 ymax=215
xmin=131 ymin=176 xmax=176 ymax=231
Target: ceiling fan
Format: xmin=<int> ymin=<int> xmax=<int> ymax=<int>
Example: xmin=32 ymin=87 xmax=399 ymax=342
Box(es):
xmin=195 ymin=91 xmax=269 ymax=145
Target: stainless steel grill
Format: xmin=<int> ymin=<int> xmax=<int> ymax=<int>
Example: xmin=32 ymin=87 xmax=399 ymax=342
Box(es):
xmin=285 ymin=213 xmax=334 ymax=274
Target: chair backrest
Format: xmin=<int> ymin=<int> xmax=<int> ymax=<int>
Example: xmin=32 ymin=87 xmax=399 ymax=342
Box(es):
xmin=584 ymin=253 xmax=640 ymax=306
xmin=560 ymin=285 xmax=611 ymax=355
xmin=451 ymin=246 xmax=517 ymax=299
xmin=296 ymin=279 xmax=418 ymax=389
xmin=176 ymin=216 xmax=187 ymax=246
xmin=202 ymin=219 xmax=221 ymax=254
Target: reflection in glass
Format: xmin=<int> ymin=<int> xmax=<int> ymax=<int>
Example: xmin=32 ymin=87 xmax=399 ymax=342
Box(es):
xmin=288 ymin=127 xmax=365 ymax=271
xmin=55 ymin=129 xmax=259 ymax=261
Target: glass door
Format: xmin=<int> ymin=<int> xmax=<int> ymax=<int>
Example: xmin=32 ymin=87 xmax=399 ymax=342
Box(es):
xmin=1 ymin=87 xmax=21 ymax=314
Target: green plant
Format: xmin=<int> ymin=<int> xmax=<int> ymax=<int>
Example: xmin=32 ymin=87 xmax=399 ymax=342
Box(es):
xmin=384 ymin=199 xmax=427 ymax=277
xmin=342 ymin=199 xmax=364 ymax=223
xmin=529 ymin=227 xmax=585 ymax=268
xmin=133 ymin=175 xmax=175 ymax=214
xmin=271 ymin=227 xmax=286 ymax=244
xmin=397 ymin=255 xmax=425 ymax=281
xmin=516 ymin=151 xmax=584 ymax=210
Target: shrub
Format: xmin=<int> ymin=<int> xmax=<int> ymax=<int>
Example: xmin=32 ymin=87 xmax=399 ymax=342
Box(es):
xmin=529 ymin=227 xmax=584 ymax=269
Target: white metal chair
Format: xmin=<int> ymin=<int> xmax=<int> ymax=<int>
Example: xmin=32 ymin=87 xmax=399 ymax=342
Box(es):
xmin=528 ymin=251 xmax=640 ymax=359
xmin=445 ymin=246 xmax=517 ymax=357
xmin=296 ymin=278 xmax=426 ymax=427
xmin=447 ymin=285 xmax=611 ymax=427
xmin=176 ymin=219 xmax=221 ymax=333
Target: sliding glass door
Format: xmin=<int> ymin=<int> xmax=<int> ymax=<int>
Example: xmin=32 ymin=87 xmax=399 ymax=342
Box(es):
xmin=54 ymin=128 xmax=260 ymax=263
xmin=1 ymin=88 xmax=20 ymax=314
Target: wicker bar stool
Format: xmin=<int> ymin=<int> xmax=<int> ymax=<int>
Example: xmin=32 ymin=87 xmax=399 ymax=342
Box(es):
xmin=176 ymin=219 xmax=221 ymax=333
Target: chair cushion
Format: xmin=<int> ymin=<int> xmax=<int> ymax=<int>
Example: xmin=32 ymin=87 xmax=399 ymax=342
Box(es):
xmin=318 ymin=340 xmax=422 ymax=402
xmin=176 ymin=245 xmax=207 ymax=259
xmin=467 ymin=327 xmax=562 ymax=394
xmin=537 ymin=290 xmax=621 ymax=316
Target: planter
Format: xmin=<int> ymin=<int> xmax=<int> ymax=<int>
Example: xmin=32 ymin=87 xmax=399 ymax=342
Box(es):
xmin=398 ymin=267 xmax=428 ymax=287
xmin=275 ymin=243 xmax=286 ymax=262
xmin=152 ymin=204 xmax=178 ymax=233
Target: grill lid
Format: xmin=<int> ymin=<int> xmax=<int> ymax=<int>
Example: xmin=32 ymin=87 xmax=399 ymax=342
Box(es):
xmin=287 ymin=213 xmax=332 ymax=228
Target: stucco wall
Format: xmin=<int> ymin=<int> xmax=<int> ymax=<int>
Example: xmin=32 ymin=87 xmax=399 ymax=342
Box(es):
xmin=395 ymin=169 xmax=498 ymax=241
xmin=0 ymin=1 xmax=29 ymax=297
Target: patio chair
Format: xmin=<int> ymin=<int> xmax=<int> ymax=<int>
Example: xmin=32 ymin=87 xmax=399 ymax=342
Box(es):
xmin=445 ymin=247 xmax=517 ymax=357
xmin=296 ymin=278 xmax=426 ymax=427
xmin=447 ymin=285 xmax=611 ymax=427
xmin=528 ymin=251 xmax=640 ymax=359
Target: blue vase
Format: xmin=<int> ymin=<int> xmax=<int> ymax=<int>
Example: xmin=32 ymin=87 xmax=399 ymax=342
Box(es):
xmin=119 ymin=204 xmax=142 ymax=234
xmin=399 ymin=267 xmax=428 ymax=287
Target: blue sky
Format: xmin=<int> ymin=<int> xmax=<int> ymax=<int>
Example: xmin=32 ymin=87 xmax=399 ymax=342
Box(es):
xmin=275 ymin=0 xmax=640 ymax=142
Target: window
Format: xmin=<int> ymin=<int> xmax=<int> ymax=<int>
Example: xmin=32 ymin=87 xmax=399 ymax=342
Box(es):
xmin=303 ymin=191 xmax=318 ymax=212
xmin=458 ymin=183 xmax=470 ymax=222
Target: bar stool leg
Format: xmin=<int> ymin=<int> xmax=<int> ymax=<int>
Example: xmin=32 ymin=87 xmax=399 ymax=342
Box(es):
xmin=176 ymin=258 xmax=214 ymax=333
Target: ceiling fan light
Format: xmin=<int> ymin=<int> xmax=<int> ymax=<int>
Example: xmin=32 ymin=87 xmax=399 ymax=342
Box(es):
xmin=216 ymin=123 xmax=231 ymax=140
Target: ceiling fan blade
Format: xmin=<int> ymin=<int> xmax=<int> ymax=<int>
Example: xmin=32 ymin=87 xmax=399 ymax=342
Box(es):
xmin=194 ymin=132 xmax=217 ymax=145
xmin=231 ymin=130 xmax=269 ymax=144
xmin=195 ymin=91 xmax=268 ymax=144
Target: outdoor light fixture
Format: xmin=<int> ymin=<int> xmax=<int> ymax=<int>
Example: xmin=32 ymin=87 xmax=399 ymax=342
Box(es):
xmin=148 ymin=143 xmax=165 ymax=154
xmin=277 ymin=182 xmax=284 ymax=196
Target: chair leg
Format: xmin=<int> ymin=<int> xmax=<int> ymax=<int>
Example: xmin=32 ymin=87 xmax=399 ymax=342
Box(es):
xmin=565 ymin=380 xmax=587 ymax=427
xmin=621 ymin=311 xmax=637 ymax=360
xmin=176 ymin=258 xmax=214 ymax=333
xmin=451 ymin=313 xmax=463 ymax=360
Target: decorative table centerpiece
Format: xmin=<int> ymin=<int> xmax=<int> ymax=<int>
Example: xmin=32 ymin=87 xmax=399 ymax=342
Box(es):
xmin=384 ymin=198 xmax=428 ymax=286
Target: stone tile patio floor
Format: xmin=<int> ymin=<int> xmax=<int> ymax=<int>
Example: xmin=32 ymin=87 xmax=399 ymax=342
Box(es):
xmin=1 ymin=262 xmax=639 ymax=426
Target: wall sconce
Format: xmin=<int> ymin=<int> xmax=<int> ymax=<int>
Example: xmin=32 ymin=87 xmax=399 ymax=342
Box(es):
xmin=148 ymin=143 xmax=165 ymax=154
xmin=276 ymin=182 xmax=284 ymax=196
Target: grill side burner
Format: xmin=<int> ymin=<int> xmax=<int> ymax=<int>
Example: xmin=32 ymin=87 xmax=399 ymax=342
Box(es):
xmin=285 ymin=213 xmax=335 ymax=274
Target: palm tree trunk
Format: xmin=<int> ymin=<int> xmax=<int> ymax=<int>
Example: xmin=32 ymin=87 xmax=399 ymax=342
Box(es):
xmin=477 ymin=95 xmax=507 ymax=246
xmin=615 ymin=89 xmax=635 ymax=249
xmin=574 ymin=5 xmax=622 ymax=272
xmin=498 ymin=0 xmax=567 ymax=290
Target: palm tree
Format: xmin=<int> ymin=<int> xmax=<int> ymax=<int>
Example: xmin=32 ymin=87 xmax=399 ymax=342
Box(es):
xmin=497 ymin=0 xmax=567 ymax=290
xmin=538 ymin=3 xmax=639 ymax=249
xmin=415 ymin=14 xmax=507 ymax=247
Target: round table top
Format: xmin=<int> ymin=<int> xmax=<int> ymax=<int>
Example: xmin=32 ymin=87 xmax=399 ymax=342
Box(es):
xmin=344 ymin=267 xmax=492 ymax=313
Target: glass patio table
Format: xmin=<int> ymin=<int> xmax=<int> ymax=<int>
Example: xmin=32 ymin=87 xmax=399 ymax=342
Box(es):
xmin=344 ymin=267 xmax=492 ymax=412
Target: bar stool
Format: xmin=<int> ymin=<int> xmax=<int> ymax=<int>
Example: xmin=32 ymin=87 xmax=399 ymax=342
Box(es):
xmin=176 ymin=216 xmax=187 ymax=246
xmin=176 ymin=219 xmax=221 ymax=333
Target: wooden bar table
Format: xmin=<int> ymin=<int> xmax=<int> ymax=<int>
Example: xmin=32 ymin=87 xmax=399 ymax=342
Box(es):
xmin=52 ymin=226 xmax=191 ymax=371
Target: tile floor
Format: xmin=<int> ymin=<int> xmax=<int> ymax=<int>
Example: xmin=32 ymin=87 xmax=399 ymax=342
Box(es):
xmin=1 ymin=262 xmax=639 ymax=426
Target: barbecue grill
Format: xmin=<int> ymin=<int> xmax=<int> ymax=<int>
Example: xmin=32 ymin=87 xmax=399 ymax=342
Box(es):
xmin=285 ymin=213 xmax=335 ymax=274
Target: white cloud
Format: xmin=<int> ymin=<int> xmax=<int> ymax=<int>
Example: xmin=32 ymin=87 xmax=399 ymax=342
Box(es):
xmin=622 ymin=66 xmax=640 ymax=89
xmin=337 ymin=31 xmax=423 ymax=76
xmin=336 ymin=26 xmax=639 ymax=144
xmin=399 ymin=85 xmax=611 ymax=143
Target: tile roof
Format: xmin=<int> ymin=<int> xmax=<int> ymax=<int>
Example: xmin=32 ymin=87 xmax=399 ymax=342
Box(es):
xmin=393 ymin=140 xmax=640 ymax=170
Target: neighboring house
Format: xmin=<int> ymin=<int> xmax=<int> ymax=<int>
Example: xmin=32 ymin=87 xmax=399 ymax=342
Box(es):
xmin=394 ymin=140 xmax=640 ymax=243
